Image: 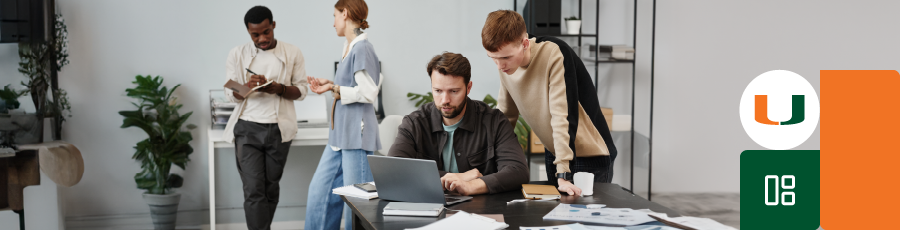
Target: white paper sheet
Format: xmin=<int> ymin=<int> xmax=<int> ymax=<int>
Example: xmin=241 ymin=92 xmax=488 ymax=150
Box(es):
xmin=406 ymin=211 xmax=507 ymax=230
xmin=543 ymin=204 xmax=656 ymax=226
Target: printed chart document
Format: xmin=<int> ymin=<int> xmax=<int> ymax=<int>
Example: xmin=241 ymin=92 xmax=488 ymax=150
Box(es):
xmin=521 ymin=223 xmax=683 ymax=230
xmin=543 ymin=204 xmax=656 ymax=226
xmin=648 ymin=214 xmax=737 ymax=230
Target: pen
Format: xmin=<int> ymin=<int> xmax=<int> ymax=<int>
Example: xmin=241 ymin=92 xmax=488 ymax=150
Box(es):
xmin=246 ymin=68 xmax=263 ymax=86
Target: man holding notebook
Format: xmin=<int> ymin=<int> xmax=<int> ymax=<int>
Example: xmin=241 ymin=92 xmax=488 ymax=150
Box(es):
xmin=388 ymin=52 xmax=529 ymax=196
xmin=221 ymin=6 xmax=308 ymax=230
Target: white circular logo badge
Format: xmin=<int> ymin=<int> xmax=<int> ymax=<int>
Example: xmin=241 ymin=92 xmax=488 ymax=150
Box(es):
xmin=739 ymin=70 xmax=819 ymax=150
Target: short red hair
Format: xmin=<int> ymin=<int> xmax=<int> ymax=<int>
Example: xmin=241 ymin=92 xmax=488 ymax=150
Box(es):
xmin=481 ymin=10 xmax=527 ymax=52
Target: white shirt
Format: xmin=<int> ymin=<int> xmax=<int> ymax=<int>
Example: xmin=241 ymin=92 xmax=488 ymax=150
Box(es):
xmin=331 ymin=33 xmax=383 ymax=151
xmin=240 ymin=48 xmax=283 ymax=124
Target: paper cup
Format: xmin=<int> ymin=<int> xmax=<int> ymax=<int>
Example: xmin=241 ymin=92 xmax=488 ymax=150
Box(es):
xmin=574 ymin=172 xmax=594 ymax=196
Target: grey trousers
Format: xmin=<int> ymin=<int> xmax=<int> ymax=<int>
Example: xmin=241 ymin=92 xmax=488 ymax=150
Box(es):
xmin=234 ymin=119 xmax=292 ymax=230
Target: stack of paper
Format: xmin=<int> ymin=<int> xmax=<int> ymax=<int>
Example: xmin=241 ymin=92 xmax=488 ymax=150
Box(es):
xmin=383 ymin=202 xmax=445 ymax=217
xmin=332 ymin=182 xmax=378 ymax=199
xmin=407 ymin=211 xmax=507 ymax=230
xmin=209 ymin=90 xmax=236 ymax=127
xmin=611 ymin=45 xmax=635 ymax=60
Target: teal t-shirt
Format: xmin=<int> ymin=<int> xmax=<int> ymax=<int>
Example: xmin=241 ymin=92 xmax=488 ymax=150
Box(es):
xmin=442 ymin=117 xmax=464 ymax=173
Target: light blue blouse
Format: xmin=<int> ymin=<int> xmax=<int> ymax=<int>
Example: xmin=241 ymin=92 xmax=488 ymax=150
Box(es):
xmin=329 ymin=38 xmax=381 ymax=151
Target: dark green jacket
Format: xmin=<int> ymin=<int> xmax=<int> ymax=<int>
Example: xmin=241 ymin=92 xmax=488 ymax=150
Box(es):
xmin=388 ymin=98 xmax=529 ymax=194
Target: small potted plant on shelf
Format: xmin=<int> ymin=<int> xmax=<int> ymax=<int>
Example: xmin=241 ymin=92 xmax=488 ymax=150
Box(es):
xmin=119 ymin=75 xmax=196 ymax=230
xmin=0 ymin=84 xmax=27 ymax=114
xmin=565 ymin=16 xmax=582 ymax=35
xmin=0 ymin=84 xmax=40 ymax=146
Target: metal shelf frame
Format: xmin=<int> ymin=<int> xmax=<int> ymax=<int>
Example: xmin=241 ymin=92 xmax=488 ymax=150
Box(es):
xmin=513 ymin=0 xmax=656 ymax=200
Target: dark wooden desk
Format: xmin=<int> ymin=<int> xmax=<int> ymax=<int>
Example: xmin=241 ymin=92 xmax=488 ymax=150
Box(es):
xmin=341 ymin=182 xmax=680 ymax=230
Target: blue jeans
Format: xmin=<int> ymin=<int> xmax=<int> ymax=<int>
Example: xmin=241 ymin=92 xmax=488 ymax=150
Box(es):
xmin=304 ymin=148 xmax=374 ymax=230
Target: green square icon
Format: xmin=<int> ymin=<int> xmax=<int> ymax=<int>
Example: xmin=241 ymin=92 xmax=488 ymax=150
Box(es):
xmin=741 ymin=150 xmax=819 ymax=230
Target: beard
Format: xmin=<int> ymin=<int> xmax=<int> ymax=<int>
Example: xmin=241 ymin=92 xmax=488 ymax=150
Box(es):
xmin=438 ymin=100 xmax=466 ymax=119
xmin=255 ymin=39 xmax=276 ymax=50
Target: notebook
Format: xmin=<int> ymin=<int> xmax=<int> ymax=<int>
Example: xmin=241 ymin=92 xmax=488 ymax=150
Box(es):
xmin=224 ymin=79 xmax=274 ymax=98
xmin=521 ymin=184 xmax=561 ymax=200
xmin=383 ymin=202 xmax=445 ymax=217
xmin=406 ymin=211 xmax=508 ymax=230
xmin=332 ymin=182 xmax=378 ymax=199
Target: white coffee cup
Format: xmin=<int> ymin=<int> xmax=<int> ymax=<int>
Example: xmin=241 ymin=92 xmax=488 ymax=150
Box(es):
xmin=573 ymin=172 xmax=594 ymax=196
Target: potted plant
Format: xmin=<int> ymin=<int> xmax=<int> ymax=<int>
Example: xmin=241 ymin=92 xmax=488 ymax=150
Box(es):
xmin=565 ymin=16 xmax=582 ymax=34
xmin=119 ymin=75 xmax=196 ymax=230
xmin=407 ymin=92 xmax=532 ymax=151
xmin=0 ymin=84 xmax=40 ymax=145
xmin=18 ymin=13 xmax=71 ymax=140
xmin=0 ymin=84 xmax=27 ymax=114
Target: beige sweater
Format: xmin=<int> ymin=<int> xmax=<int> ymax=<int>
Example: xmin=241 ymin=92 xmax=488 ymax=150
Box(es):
xmin=498 ymin=38 xmax=610 ymax=174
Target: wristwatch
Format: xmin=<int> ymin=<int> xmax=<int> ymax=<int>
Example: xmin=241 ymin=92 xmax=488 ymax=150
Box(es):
xmin=555 ymin=172 xmax=573 ymax=181
xmin=332 ymin=84 xmax=341 ymax=100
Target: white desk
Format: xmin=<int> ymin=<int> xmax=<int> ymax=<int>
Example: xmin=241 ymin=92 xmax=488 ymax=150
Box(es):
xmin=207 ymin=127 xmax=329 ymax=230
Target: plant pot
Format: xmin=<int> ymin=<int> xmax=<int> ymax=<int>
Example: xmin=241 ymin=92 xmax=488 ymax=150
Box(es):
xmin=142 ymin=193 xmax=181 ymax=230
xmin=566 ymin=20 xmax=582 ymax=34
xmin=0 ymin=113 xmax=42 ymax=144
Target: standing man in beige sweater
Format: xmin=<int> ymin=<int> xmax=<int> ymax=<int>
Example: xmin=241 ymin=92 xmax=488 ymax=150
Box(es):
xmin=481 ymin=10 xmax=617 ymax=196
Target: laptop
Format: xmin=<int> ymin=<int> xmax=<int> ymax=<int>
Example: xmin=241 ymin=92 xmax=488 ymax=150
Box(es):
xmin=367 ymin=155 xmax=472 ymax=206
xmin=294 ymin=94 xmax=328 ymax=128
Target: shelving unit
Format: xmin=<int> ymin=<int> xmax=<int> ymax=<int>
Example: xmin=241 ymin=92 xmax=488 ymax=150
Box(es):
xmin=515 ymin=0 xmax=633 ymax=89
xmin=209 ymin=89 xmax=236 ymax=129
xmin=513 ymin=0 xmax=655 ymax=199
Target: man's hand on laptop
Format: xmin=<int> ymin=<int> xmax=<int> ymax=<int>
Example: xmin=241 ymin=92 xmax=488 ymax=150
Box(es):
xmin=448 ymin=178 xmax=488 ymax=196
xmin=440 ymin=169 xmax=483 ymax=190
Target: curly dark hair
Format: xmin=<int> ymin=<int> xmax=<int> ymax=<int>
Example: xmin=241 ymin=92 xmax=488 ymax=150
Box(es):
xmin=244 ymin=6 xmax=273 ymax=28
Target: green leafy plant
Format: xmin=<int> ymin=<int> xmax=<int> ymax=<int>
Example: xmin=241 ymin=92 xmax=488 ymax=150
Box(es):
xmin=483 ymin=94 xmax=532 ymax=150
xmin=119 ymin=75 xmax=196 ymax=194
xmin=18 ymin=14 xmax=71 ymax=139
xmin=407 ymin=92 xmax=434 ymax=107
xmin=45 ymin=89 xmax=72 ymax=123
xmin=19 ymin=14 xmax=70 ymax=112
xmin=407 ymin=92 xmax=532 ymax=152
xmin=565 ymin=16 xmax=580 ymax=21
xmin=0 ymin=84 xmax=28 ymax=111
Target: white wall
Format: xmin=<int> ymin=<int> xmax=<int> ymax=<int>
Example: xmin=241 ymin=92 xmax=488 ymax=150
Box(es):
xmin=9 ymin=0 xmax=898 ymax=227
xmin=645 ymin=0 xmax=900 ymax=192
xmin=2 ymin=0 xmax=517 ymax=227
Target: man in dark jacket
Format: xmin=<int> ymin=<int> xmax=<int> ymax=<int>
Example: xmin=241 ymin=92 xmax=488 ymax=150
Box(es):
xmin=388 ymin=52 xmax=529 ymax=195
